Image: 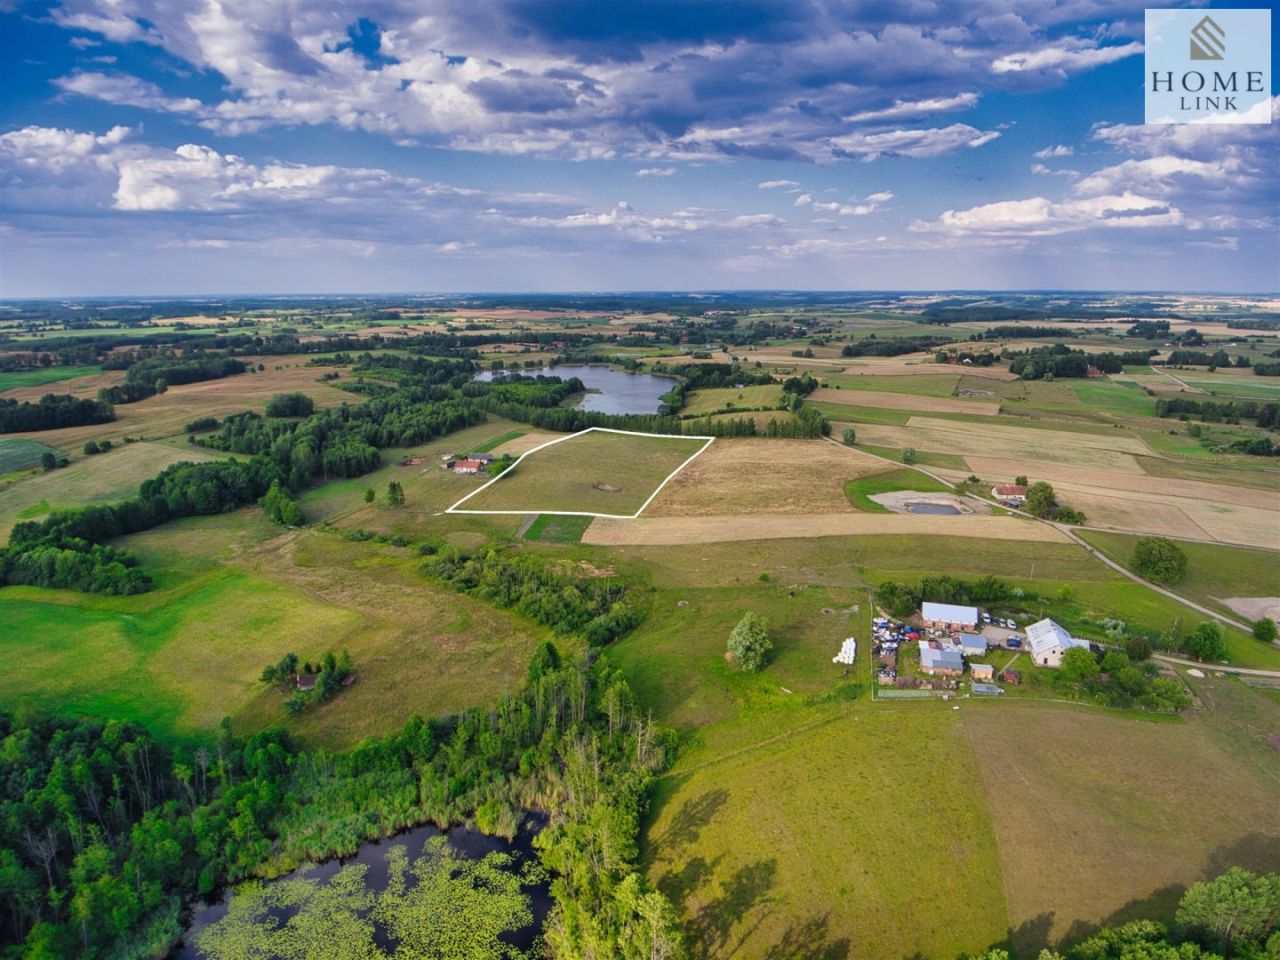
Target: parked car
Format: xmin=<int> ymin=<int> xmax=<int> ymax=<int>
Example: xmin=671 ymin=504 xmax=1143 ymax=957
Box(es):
xmin=1004 ymin=619 xmax=1017 ymax=629
xmin=981 ymin=613 xmax=992 ymax=624
xmin=1006 ymin=637 xmax=1022 ymax=649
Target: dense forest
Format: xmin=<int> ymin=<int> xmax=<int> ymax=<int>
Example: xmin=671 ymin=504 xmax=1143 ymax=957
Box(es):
xmin=0 ymin=647 xmax=686 ymax=959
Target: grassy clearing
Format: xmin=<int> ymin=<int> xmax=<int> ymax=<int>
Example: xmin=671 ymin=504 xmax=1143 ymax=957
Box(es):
xmin=456 ymin=429 xmax=708 ymax=516
xmin=643 ymin=705 xmax=1007 ymax=960
xmin=0 ymin=441 xmax=219 ymax=538
xmin=523 ymin=513 xmax=593 ymax=543
xmin=680 ymin=385 xmax=782 ymax=416
xmin=963 ymin=698 xmax=1280 ymax=957
xmin=843 ymin=466 xmax=953 ymax=512
xmin=0 ymin=513 xmax=551 ymax=749
xmin=1077 ymin=530 xmax=1280 ymax=618
xmin=16 ymin=356 xmax=353 ymax=451
xmin=819 ymin=372 xmax=962 ymax=396
xmin=0 ymin=438 xmax=61 ymax=474
xmin=0 ymin=365 xmax=103 ymax=393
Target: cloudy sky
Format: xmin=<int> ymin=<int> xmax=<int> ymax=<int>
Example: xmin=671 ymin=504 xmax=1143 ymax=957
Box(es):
xmin=0 ymin=0 xmax=1276 ymax=296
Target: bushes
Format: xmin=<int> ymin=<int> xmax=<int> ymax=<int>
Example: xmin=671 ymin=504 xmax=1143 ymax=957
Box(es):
xmin=422 ymin=546 xmax=644 ymax=646
xmin=265 ymin=392 xmax=315 ymax=417
xmin=1132 ymin=537 xmax=1188 ymax=585
xmin=260 ymin=479 xmax=305 ymax=526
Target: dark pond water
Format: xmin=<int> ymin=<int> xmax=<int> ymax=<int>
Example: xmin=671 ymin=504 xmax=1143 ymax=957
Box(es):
xmin=174 ymin=818 xmax=550 ymax=959
xmin=906 ymin=502 xmax=961 ymax=515
xmin=475 ymin=364 xmax=674 ymax=415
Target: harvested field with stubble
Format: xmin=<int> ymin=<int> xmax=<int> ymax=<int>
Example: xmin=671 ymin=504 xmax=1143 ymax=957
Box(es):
xmin=807 ymin=387 xmax=1000 ymax=416
xmin=452 ymin=428 xmax=710 ymax=516
xmin=963 ymin=457 xmax=1276 ymax=501
xmin=963 ymin=700 xmax=1280 ymax=958
xmin=858 ymin=417 xmax=1151 ymax=470
xmin=583 ymin=512 xmax=1065 ymax=546
xmin=645 ymin=438 xmax=885 ymax=516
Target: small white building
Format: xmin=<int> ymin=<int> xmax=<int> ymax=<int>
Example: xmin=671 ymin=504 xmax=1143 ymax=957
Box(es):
xmin=921 ymin=602 xmax=980 ymax=631
xmin=1026 ymin=617 xmax=1090 ymax=668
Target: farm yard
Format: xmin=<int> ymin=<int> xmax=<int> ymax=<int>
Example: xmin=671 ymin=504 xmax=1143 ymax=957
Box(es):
xmin=449 ymin=428 xmax=711 ymax=516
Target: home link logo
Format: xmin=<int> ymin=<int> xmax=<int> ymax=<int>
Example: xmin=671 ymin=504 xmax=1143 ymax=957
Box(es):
xmin=1145 ymin=8 xmax=1271 ymax=124
xmin=1188 ymin=15 xmax=1224 ymax=61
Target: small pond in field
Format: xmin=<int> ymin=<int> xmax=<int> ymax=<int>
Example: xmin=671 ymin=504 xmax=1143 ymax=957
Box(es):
xmin=475 ymin=364 xmax=674 ymax=415
xmin=905 ymin=501 xmax=962 ymax=515
xmin=175 ymin=818 xmax=550 ymax=959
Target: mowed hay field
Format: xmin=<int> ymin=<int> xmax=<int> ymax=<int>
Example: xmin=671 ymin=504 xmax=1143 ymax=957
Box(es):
xmin=0 ymin=513 xmax=550 ymax=749
xmin=0 ymin=441 xmax=219 ymax=538
xmin=454 ymin=429 xmax=708 ymax=516
xmin=15 ymin=356 xmax=354 ymax=451
xmin=808 ymin=386 xmax=1000 ymax=416
xmin=680 ymin=384 xmax=783 ymax=415
xmin=645 ymin=438 xmax=885 ymax=516
xmin=855 ymin=416 xmax=1152 ymax=470
xmin=962 ymin=697 xmax=1280 ymax=957
xmin=644 ymin=706 xmax=1008 ymax=960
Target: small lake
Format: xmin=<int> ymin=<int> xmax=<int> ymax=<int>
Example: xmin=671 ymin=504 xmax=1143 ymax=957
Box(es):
xmin=906 ymin=502 xmax=961 ymax=515
xmin=475 ymin=364 xmax=673 ymax=415
xmin=175 ymin=818 xmax=550 ymax=959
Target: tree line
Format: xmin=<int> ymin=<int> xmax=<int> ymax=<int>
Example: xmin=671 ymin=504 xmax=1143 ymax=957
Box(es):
xmin=1156 ymin=397 xmax=1279 ymax=428
xmin=0 ymin=394 xmax=115 ymax=433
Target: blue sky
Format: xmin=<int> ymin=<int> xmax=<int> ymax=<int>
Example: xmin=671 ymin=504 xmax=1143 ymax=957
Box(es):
xmin=0 ymin=0 xmax=1276 ymax=296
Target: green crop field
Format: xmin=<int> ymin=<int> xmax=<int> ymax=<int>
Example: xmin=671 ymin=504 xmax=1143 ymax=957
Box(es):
xmin=452 ymin=429 xmax=709 ymax=516
xmin=0 ymin=365 xmax=103 ymax=392
xmin=844 ymin=465 xmax=953 ymax=512
xmin=523 ymin=513 xmax=593 ymax=543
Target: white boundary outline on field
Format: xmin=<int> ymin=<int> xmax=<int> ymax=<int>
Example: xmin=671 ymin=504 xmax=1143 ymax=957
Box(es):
xmin=445 ymin=426 xmax=715 ymax=520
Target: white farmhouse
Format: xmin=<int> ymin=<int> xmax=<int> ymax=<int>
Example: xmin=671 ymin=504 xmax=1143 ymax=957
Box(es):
xmin=1026 ymin=618 xmax=1090 ymax=668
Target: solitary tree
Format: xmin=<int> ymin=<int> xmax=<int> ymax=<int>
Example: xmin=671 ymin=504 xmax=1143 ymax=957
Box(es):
xmin=363 ymin=488 xmax=375 ymax=504
xmin=39 ymin=451 xmax=57 ymax=472
xmin=1132 ymin=537 xmax=1188 ymax=585
xmin=842 ymin=426 xmax=856 ymax=446
xmin=1252 ymin=617 xmax=1277 ymax=644
xmin=902 ymin=447 xmax=917 ymax=465
xmin=1184 ymin=620 xmax=1227 ymax=662
xmin=727 ymin=612 xmax=772 ymax=672
xmin=1023 ymin=481 xmax=1056 ymax=518
xmin=1014 ymin=474 xmax=1028 ymax=486
xmin=386 ymin=481 xmax=405 ymax=507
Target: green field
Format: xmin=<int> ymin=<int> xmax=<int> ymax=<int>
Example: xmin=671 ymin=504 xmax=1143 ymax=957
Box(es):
xmin=523 ymin=513 xmax=593 ymax=543
xmin=843 ymin=465 xmax=953 ymax=512
xmin=0 ymin=441 xmax=218 ymax=537
xmin=0 ymin=514 xmax=553 ymax=749
xmin=0 ymin=438 xmax=62 ymax=474
xmin=680 ymin=384 xmax=783 ymax=416
xmin=0 ymin=364 xmax=103 ymax=392
xmin=453 ymin=429 xmax=708 ymax=516
xmin=1078 ymin=530 xmax=1280 ymax=621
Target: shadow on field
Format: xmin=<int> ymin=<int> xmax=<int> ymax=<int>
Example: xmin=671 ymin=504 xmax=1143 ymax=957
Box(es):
xmin=994 ymin=832 xmax=1280 ymax=959
xmin=653 ymin=787 xmax=729 ymax=855
xmin=762 ymin=912 xmax=850 ymax=959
